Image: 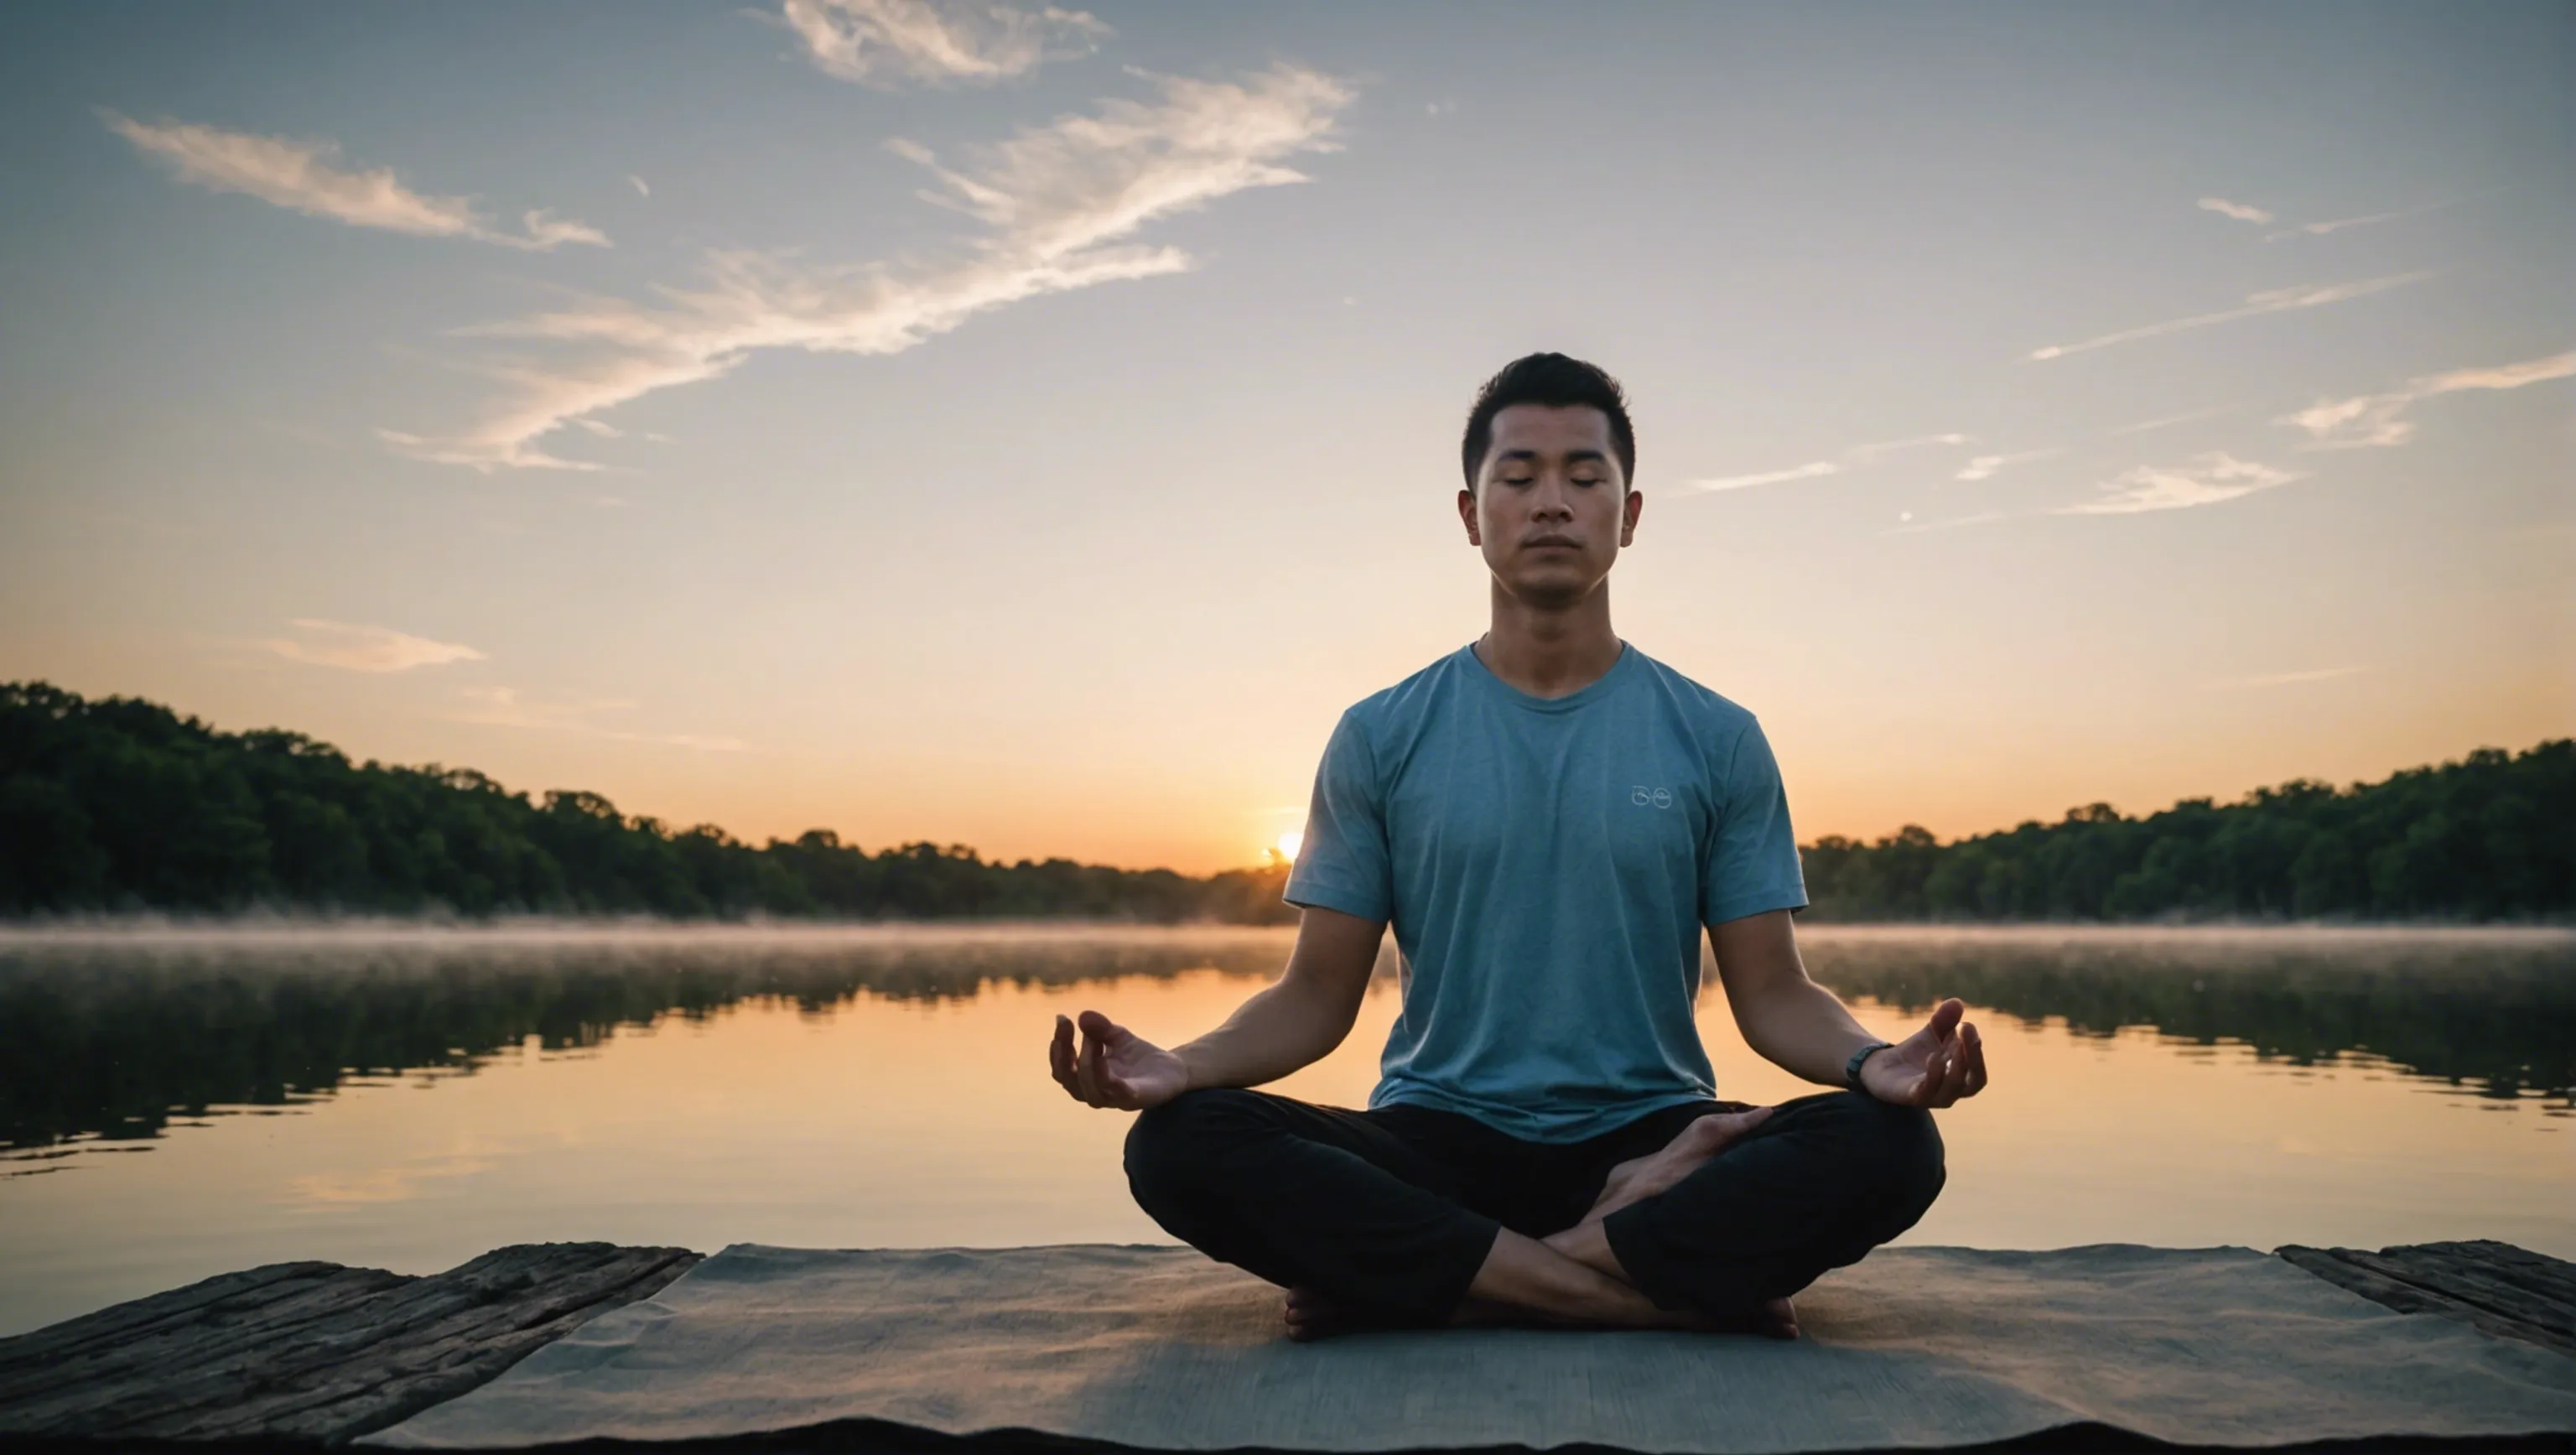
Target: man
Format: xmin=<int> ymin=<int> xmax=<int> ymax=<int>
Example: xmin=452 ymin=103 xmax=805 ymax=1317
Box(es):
xmin=1046 ymin=353 xmax=1987 ymax=1340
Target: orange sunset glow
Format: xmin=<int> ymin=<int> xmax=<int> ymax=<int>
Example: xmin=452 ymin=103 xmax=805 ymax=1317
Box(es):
xmin=1 ymin=7 xmax=2563 ymax=876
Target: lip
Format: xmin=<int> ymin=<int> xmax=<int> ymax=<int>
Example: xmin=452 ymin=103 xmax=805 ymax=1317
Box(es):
xmin=1524 ymin=538 xmax=1581 ymax=549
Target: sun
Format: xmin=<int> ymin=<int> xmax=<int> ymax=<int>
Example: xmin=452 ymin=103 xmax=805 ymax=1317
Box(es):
xmin=1272 ymin=829 xmax=1303 ymax=862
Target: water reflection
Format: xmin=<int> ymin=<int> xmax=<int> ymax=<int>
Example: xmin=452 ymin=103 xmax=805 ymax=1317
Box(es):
xmin=2 ymin=924 xmax=2568 ymax=1154
xmin=1795 ymin=929 xmax=2575 ymax=1107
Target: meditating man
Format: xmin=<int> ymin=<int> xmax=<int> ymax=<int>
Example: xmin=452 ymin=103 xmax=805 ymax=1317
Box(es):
xmin=1046 ymin=353 xmax=1988 ymax=1339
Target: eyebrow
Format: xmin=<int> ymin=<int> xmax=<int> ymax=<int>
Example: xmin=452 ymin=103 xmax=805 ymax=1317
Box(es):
xmin=1493 ymin=448 xmax=1612 ymax=467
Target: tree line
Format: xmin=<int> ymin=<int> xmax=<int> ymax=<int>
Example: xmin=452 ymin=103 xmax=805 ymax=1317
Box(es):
xmin=1 ymin=681 xmax=2566 ymax=922
xmin=0 ymin=682 xmax=1291 ymax=922
xmin=1800 ymin=740 xmax=2572 ymax=922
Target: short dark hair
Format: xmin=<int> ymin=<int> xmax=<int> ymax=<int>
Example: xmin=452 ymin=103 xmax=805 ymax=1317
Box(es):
xmin=1460 ymin=353 xmax=1636 ymax=491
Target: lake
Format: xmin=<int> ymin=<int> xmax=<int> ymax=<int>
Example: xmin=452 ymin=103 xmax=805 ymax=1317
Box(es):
xmin=1 ymin=922 xmax=2568 ymax=1338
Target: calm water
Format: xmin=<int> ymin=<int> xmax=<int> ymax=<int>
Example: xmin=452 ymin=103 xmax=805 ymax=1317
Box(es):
xmin=1 ymin=923 xmax=2569 ymax=1337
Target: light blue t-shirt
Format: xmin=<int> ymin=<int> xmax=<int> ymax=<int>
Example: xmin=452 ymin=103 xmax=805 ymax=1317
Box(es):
xmin=1283 ymin=642 xmax=1808 ymax=1142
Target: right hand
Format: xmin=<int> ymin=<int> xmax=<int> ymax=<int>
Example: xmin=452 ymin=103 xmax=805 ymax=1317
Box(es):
xmin=1049 ymin=1010 xmax=1190 ymax=1110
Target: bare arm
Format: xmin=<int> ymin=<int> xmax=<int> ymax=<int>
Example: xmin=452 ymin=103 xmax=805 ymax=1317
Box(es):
xmin=1048 ymin=905 xmax=1385 ymax=1109
xmin=1172 ymin=905 xmax=1384 ymax=1089
xmin=1710 ymin=910 xmax=1875 ymax=1084
xmin=1710 ymin=909 xmax=1987 ymax=1107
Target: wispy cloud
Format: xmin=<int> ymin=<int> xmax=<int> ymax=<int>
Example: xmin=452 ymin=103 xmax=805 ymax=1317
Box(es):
xmin=2106 ymin=406 xmax=2231 ymax=436
xmin=385 ymin=65 xmax=1348 ymax=470
xmin=2200 ymin=665 xmax=2372 ymax=690
xmin=1678 ymin=460 xmax=1838 ymax=494
xmin=2278 ymin=395 xmax=2409 ymax=450
xmin=1683 ymin=432 xmax=1979 ymax=496
xmin=2419 ymin=355 xmax=2576 ymax=393
xmin=104 ymin=113 xmax=608 ymax=252
xmin=2028 ymin=272 xmax=2434 ymax=362
xmin=1883 ymin=509 xmax=2015 ymax=538
xmin=455 ymin=687 xmax=747 ymax=751
xmin=2262 ymin=198 xmax=2459 ymax=243
xmin=1954 ymin=449 xmax=2054 ymax=482
xmin=260 ymin=620 xmax=486 ymax=673
xmin=2277 ymin=350 xmax=2576 ymax=450
xmin=627 ymin=174 xmax=651 ymax=199
xmin=2198 ymin=196 xmax=2274 ymax=225
xmin=2059 ymin=452 xmax=2304 ymax=515
xmin=1845 ymin=432 xmax=1972 ymax=462
xmin=780 ymin=0 xmax=1108 ymax=87
xmin=2265 ymin=210 xmax=2400 ymax=242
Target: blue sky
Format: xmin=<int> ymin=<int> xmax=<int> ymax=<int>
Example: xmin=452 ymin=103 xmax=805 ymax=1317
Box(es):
xmin=1 ymin=2 xmax=2568 ymax=870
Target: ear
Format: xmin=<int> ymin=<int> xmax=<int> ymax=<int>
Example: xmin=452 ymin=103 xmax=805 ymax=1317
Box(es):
xmin=1620 ymin=486 xmax=1643 ymax=547
xmin=1457 ymin=486 xmax=1482 ymax=546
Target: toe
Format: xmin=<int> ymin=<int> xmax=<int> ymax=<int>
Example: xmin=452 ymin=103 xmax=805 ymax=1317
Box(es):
xmin=1761 ymin=1297 xmax=1799 ymax=1340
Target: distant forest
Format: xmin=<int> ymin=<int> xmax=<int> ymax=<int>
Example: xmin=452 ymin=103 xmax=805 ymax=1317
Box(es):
xmin=0 ymin=683 xmax=1290 ymax=922
xmin=1 ymin=681 xmax=2568 ymax=922
xmin=1801 ymin=740 xmax=2572 ymax=922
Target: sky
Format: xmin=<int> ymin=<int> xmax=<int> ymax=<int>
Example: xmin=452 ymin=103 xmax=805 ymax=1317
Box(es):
xmin=0 ymin=1 xmax=2568 ymax=874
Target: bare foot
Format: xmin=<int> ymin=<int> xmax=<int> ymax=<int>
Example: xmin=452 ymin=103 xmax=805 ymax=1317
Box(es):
xmin=1745 ymin=1295 xmax=1800 ymax=1339
xmin=1284 ymin=1286 xmax=1426 ymax=1341
xmin=1289 ymin=1286 xmax=1794 ymax=1340
xmin=1283 ymin=1286 xmax=1347 ymax=1341
xmin=1585 ymin=1105 xmax=1774 ymax=1224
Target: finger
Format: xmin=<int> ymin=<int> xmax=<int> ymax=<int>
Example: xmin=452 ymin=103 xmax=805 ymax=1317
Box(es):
xmin=1706 ymin=1104 xmax=1774 ymax=1140
xmin=1078 ymin=1026 xmax=1108 ymax=1105
xmin=1935 ymin=1036 xmax=1972 ymax=1107
xmin=1926 ymin=997 xmax=1964 ymax=1043
xmin=1051 ymin=1016 xmax=1084 ymax=1099
xmin=1050 ymin=1016 xmax=1083 ymax=1099
xmin=1079 ymin=1011 xmax=1137 ymax=1105
xmin=1961 ymin=1022 xmax=1988 ymax=1098
xmin=1051 ymin=1014 xmax=1080 ymax=1081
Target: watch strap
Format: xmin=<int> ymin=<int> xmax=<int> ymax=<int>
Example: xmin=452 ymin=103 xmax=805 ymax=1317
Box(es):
xmin=1845 ymin=1040 xmax=1894 ymax=1091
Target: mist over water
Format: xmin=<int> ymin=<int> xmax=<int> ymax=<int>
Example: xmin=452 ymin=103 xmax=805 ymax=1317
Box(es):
xmin=1 ymin=922 xmax=2568 ymax=1336
xmin=6 ymin=922 xmax=2564 ymax=1151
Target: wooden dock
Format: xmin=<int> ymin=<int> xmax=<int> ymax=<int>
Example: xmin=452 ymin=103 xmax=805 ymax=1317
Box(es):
xmin=2276 ymin=1239 xmax=2576 ymax=1359
xmin=0 ymin=1239 xmax=2566 ymax=1447
xmin=0 ymin=1242 xmax=695 ymax=1445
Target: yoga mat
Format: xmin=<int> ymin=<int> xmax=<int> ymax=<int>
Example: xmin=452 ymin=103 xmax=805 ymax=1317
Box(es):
xmin=372 ymin=1243 xmax=2576 ymax=1452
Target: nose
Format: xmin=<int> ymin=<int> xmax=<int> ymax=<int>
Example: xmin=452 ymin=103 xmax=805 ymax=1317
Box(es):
xmin=1530 ymin=476 xmax=1576 ymax=520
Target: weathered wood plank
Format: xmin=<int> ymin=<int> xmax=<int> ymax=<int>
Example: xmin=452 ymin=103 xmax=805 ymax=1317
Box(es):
xmin=0 ymin=1241 xmax=699 ymax=1444
xmin=2398 ymin=1239 xmax=2576 ymax=1322
xmin=2330 ymin=1245 xmax=2576 ymax=1342
xmin=192 ymin=1245 xmax=704 ymax=1442
xmin=0 ymin=1262 xmax=368 ymax=1380
xmin=0 ymin=1265 xmax=413 ymax=1408
xmin=2279 ymin=1239 xmax=2576 ymax=1358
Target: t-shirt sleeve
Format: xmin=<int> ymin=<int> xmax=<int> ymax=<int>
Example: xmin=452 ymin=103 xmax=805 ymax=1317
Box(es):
xmin=1702 ymin=716 xmax=1810 ymax=925
xmin=1282 ymin=709 xmax=1394 ymax=922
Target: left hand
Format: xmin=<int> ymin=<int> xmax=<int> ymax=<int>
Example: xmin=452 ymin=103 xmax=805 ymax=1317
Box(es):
xmin=1859 ymin=998 xmax=1987 ymax=1109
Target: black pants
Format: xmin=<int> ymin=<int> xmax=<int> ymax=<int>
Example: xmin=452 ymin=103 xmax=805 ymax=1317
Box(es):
xmin=1124 ymin=1088 xmax=1944 ymax=1323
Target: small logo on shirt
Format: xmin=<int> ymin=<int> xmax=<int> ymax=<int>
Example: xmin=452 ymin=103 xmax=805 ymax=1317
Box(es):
xmin=1630 ymin=786 xmax=1673 ymax=809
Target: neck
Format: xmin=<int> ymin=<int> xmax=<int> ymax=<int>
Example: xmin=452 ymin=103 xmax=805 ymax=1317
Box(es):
xmin=1478 ymin=580 xmax=1621 ymax=699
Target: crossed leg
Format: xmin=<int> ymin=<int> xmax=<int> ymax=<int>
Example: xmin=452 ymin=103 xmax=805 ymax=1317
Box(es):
xmin=1124 ymin=1089 xmax=1943 ymax=1341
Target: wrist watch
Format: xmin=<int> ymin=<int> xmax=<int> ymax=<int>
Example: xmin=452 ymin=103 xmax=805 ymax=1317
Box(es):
xmin=1844 ymin=1040 xmax=1894 ymax=1092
